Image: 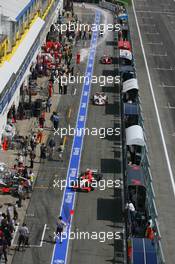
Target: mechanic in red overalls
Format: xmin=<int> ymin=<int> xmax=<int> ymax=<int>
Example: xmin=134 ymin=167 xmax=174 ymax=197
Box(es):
xmin=54 ymin=50 xmax=59 ymax=60
xmin=145 ymin=223 xmax=155 ymax=241
xmin=48 ymin=81 xmax=53 ymax=97
xmin=76 ymin=51 xmax=81 ymax=65
xmin=76 ymin=51 xmax=81 ymax=73
xmin=58 ymin=52 xmax=62 ymax=64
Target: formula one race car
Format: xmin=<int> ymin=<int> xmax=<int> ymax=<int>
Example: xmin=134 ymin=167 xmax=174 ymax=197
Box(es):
xmin=71 ymin=169 xmax=103 ymax=192
xmin=92 ymin=92 xmax=108 ymax=105
xmin=100 ymin=55 xmax=112 ymax=64
xmin=99 ymin=30 xmax=104 ymax=37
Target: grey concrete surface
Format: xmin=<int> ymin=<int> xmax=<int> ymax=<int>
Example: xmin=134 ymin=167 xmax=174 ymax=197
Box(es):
xmin=11 ymin=5 xmax=103 ymax=264
xmin=67 ymin=5 xmax=124 ymax=264
xmin=128 ymin=0 xmax=175 ymax=263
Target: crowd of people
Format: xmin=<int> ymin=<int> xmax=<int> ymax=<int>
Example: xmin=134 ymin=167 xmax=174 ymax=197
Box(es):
xmin=0 ymin=4 xmax=97 ymax=261
xmin=0 ymin=204 xmax=17 ymax=260
xmin=0 ymin=211 xmax=30 ymax=262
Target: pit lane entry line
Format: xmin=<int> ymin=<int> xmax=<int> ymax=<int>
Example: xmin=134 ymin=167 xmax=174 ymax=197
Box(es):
xmin=51 ymin=10 xmax=101 ymax=264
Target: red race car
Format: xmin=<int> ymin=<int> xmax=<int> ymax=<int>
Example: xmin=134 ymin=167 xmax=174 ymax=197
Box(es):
xmin=100 ymin=55 xmax=112 ymax=64
xmin=71 ymin=169 xmax=103 ymax=192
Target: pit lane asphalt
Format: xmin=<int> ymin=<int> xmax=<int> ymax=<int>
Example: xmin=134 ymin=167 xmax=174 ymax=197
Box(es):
xmin=128 ymin=0 xmax=175 ymax=263
xmin=11 ymin=5 xmax=125 ymax=264
xmin=11 ymin=7 xmax=94 ymax=264
xmin=67 ymin=5 xmax=124 ymax=264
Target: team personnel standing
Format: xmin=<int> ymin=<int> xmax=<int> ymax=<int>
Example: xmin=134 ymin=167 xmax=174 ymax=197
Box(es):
xmin=17 ymin=223 xmax=29 ymax=250
xmin=55 ymin=216 xmax=66 ymax=244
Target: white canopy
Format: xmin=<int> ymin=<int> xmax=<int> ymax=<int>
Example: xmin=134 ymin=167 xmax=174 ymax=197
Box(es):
xmin=122 ymin=78 xmax=139 ymax=93
xmin=126 ymin=125 xmax=145 ymax=146
xmin=120 ymin=49 xmax=132 ymax=61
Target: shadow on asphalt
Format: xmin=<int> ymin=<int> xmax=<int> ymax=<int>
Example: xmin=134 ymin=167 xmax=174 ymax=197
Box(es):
xmin=106 ymin=41 xmax=116 ymax=46
xmin=102 ymin=69 xmax=119 ymax=76
xmin=113 ymin=150 xmax=121 ymax=159
xmin=106 ymin=224 xmax=123 ymax=228
xmin=105 ymin=123 xmax=120 ymax=141
xmin=101 ymin=158 xmax=121 ymax=173
xmin=97 ymin=198 xmax=123 ymax=222
xmin=106 ymin=235 xmax=124 ymax=264
xmin=105 ymin=102 xmax=119 ymax=115
xmin=102 ymin=86 xmax=118 ymax=93
xmin=112 ymin=57 xmax=119 ymax=64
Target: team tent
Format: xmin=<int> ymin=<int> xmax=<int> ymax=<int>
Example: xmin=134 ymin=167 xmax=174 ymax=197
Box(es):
xmin=126 ymin=125 xmax=145 ymax=146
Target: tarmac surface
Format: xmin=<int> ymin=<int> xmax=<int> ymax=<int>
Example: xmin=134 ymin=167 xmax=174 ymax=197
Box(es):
xmin=10 ymin=0 xmax=175 ymax=263
xmin=11 ymin=4 xmax=125 ymax=264
xmin=67 ymin=5 xmax=124 ymax=264
xmin=128 ymin=0 xmax=175 ymax=263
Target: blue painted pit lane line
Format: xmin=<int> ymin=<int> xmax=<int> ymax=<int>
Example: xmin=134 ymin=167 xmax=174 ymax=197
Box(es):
xmin=51 ymin=10 xmax=101 ymax=264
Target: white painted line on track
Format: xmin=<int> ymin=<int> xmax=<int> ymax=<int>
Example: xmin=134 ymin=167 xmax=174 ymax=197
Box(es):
xmin=144 ymin=32 xmax=159 ymax=35
xmin=164 ymin=85 xmax=175 ymax=88
xmin=73 ymin=88 xmax=77 ymax=95
xmin=132 ymin=0 xmax=175 ymax=197
xmin=137 ymin=16 xmax=153 ymax=19
xmin=12 ymin=244 xmax=42 ymax=248
xmin=11 ymin=225 xmax=19 ymax=245
xmin=148 ymin=53 xmax=167 ymax=57
xmin=136 ymin=10 xmax=175 ymax=14
xmin=153 ymin=67 xmax=174 ymax=71
xmin=167 ymin=102 xmax=175 ymax=109
xmin=140 ymin=23 xmax=156 ymax=26
xmin=40 ymin=224 xmax=47 ymax=247
xmin=164 ymin=105 xmax=174 ymax=109
xmin=162 ymin=83 xmax=175 ymax=88
xmin=145 ymin=42 xmax=163 ymax=45
xmin=11 ymin=224 xmax=47 ymax=248
xmin=167 ymin=14 xmax=175 ymax=17
xmin=167 ymin=132 xmax=175 ymax=137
